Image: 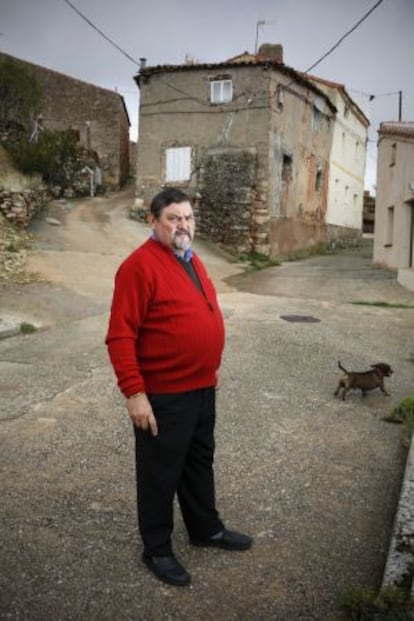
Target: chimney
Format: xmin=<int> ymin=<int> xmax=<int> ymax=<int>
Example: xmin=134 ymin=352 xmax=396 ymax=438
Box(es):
xmin=257 ymin=43 xmax=283 ymax=63
xmin=139 ymin=58 xmax=147 ymax=70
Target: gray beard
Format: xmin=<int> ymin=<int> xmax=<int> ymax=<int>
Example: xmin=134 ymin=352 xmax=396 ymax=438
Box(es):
xmin=173 ymin=235 xmax=192 ymax=251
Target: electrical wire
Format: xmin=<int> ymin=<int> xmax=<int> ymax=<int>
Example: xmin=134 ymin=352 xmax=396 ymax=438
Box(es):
xmin=302 ymin=0 xmax=385 ymax=75
xmin=60 ymin=0 xmax=140 ymax=67
xmin=141 ymin=0 xmax=386 ymax=114
xmin=61 ymin=0 xmax=386 ymax=121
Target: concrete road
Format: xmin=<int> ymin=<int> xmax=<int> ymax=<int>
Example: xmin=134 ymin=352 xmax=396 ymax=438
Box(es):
xmin=1 ymin=189 xmax=414 ymax=620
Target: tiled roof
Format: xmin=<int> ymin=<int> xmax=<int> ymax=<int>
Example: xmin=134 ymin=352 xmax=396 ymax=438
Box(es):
xmin=137 ymin=58 xmax=297 ymax=80
xmin=134 ymin=59 xmax=336 ymax=111
xmin=379 ymin=121 xmax=414 ymax=137
xmin=305 ymin=73 xmax=369 ymax=126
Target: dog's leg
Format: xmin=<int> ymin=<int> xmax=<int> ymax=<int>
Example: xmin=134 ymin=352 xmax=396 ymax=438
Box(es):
xmin=379 ymin=382 xmax=390 ymax=396
xmin=334 ymin=382 xmax=341 ymax=397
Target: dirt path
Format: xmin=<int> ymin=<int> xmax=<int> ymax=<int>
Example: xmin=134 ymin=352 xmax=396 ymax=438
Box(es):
xmin=27 ymin=186 xmax=148 ymax=302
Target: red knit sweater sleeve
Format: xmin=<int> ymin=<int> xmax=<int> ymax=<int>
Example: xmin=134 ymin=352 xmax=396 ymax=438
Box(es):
xmin=105 ymin=249 xmax=151 ymax=397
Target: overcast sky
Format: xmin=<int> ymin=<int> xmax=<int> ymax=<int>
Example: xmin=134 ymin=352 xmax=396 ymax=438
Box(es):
xmin=1 ymin=0 xmax=413 ymax=193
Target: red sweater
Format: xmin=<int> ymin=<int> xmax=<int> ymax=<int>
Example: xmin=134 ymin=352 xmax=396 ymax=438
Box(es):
xmin=105 ymin=238 xmax=225 ymax=396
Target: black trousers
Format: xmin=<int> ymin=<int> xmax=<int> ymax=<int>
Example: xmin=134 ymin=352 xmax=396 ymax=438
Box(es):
xmin=134 ymin=387 xmax=224 ymax=556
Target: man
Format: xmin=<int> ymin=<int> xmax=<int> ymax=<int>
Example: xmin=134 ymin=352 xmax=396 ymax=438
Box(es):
xmin=106 ymin=188 xmax=252 ymax=587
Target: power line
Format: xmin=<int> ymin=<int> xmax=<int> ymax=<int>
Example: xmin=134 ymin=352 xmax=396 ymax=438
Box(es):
xmin=60 ymin=0 xmax=140 ymax=67
xmin=348 ymin=87 xmax=401 ymax=99
xmin=279 ymin=0 xmax=385 ymax=99
xmin=60 ymin=0 xmax=388 ymax=128
xmin=302 ymin=0 xmax=385 ymax=75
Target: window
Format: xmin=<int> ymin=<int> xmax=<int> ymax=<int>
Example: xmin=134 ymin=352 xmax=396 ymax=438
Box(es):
xmin=386 ymin=206 xmax=394 ymax=246
xmin=312 ymin=107 xmax=321 ymax=132
xmin=276 ymin=84 xmax=284 ymax=111
xmin=282 ymin=154 xmax=292 ymax=182
xmin=315 ymin=165 xmax=323 ymax=191
xmin=165 ymin=147 xmax=191 ymax=182
xmin=390 ymin=142 xmax=396 ymax=167
xmin=312 ymin=97 xmax=325 ymax=132
xmin=210 ymin=80 xmax=233 ymax=104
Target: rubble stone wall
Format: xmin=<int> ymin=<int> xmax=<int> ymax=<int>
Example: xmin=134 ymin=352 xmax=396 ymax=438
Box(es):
xmin=0 ymin=187 xmax=51 ymax=227
xmin=198 ymin=149 xmax=260 ymax=255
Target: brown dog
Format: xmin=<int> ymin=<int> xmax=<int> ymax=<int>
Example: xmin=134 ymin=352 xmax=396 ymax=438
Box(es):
xmin=334 ymin=360 xmax=393 ymax=401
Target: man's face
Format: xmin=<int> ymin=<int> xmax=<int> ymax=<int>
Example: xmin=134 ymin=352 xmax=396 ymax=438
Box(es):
xmin=151 ymin=201 xmax=195 ymax=254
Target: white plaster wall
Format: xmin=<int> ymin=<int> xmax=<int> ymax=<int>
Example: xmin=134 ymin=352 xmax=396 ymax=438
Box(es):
xmin=321 ymin=88 xmax=368 ymax=231
xmin=374 ymin=133 xmax=414 ymax=273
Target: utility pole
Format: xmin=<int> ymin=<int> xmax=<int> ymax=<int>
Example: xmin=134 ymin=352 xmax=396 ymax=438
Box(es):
xmin=255 ymin=20 xmax=265 ymax=54
xmin=398 ymin=90 xmax=402 ymax=121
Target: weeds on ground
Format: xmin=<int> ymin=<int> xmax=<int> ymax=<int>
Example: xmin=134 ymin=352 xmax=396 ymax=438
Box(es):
xmin=382 ymin=397 xmax=414 ymax=444
xmin=231 ymin=240 xmax=361 ymax=271
xmin=237 ymin=242 xmax=336 ymax=270
xmin=20 ymin=322 xmax=36 ymax=334
xmin=284 ymin=241 xmax=336 ymax=262
xmin=351 ymin=301 xmax=414 ymax=309
xmin=339 ymin=584 xmax=414 ymax=620
xmin=237 ymin=251 xmax=280 ymax=271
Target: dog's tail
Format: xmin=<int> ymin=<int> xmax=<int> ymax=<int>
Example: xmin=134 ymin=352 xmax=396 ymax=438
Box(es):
xmin=338 ymin=360 xmax=348 ymax=374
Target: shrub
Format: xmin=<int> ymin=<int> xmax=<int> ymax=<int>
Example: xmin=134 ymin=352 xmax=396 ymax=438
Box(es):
xmin=6 ymin=129 xmax=84 ymax=188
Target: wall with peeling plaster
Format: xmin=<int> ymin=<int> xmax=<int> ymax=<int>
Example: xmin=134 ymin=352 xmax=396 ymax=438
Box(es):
xmin=135 ymin=63 xmax=338 ymax=257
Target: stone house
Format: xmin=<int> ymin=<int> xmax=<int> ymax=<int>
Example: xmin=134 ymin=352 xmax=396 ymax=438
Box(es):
xmin=305 ymin=75 xmax=369 ymax=244
xmin=374 ymin=121 xmax=414 ymax=292
xmin=0 ymin=52 xmax=130 ymax=189
xmin=133 ymin=46 xmax=338 ymax=257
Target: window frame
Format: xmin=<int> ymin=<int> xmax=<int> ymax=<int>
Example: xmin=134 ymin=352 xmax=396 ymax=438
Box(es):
xmin=210 ymin=79 xmax=233 ymax=104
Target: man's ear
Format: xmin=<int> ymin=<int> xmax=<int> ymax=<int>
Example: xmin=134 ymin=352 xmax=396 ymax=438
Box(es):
xmin=148 ymin=213 xmax=155 ymax=228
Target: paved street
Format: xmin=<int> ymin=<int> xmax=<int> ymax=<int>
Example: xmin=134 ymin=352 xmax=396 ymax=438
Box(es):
xmin=1 ymin=189 xmax=414 ymax=620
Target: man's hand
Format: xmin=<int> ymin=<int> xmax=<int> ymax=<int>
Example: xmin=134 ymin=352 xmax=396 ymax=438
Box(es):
xmin=126 ymin=394 xmax=158 ymax=436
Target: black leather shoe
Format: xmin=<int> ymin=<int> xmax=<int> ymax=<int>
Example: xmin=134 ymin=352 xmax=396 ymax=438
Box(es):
xmin=190 ymin=528 xmax=253 ymax=551
xmin=142 ymin=553 xmax=191 ymax=586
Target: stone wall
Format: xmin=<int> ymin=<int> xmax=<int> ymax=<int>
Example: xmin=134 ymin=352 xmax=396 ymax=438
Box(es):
xmin=0 ymin=52 xmax=131 ymax=189
xmin=198 ymin=149 xmax=257 ymax=254
xmin=0 ymin=187 xmax=51 ymax=227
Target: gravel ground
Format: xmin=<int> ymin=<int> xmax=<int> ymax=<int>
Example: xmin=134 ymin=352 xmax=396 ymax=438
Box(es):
xmin=1 ymin=194 xmax=414 ymax=620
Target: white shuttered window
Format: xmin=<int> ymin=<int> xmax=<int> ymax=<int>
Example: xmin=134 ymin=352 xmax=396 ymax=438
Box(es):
xmin=165 ymin=147 xmax=191 ymax=182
